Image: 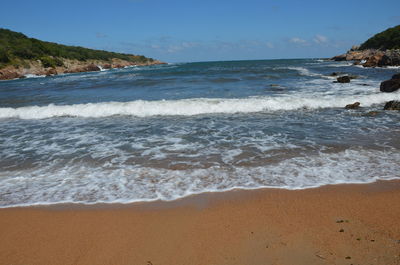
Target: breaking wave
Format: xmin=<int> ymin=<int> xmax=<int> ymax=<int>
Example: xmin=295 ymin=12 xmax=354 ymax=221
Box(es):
xmin=1 ymin=92 xmax=399 ymax=119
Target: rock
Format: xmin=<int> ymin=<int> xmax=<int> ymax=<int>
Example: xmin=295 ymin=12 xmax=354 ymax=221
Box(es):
xmin=85 ymin=64 xmax=101 ymax=72
xmin=345 ymin=102 xmax=360 ymax=109
xmin=363 ymin=55 xmax=381 ymax=67
xmin=337 ymin=76 xmax=351 ymax=83
xmin=330 ymin=72 xmax=339 ymax=76
xmin=45 ymin=68 xmax=57 ymax=76
xmin=380 ymin=77 xmax=400 ymax=92
xmin=383 ymin=101 xmax=400 ymax=110
xmin=364 ymin=111 xmax=379 ymax=116
xmin=0 ymin=70 xmax=22 ymax=80
xmin=331 ymin=54 xmax=347 ymax=61
xmin=392 ymin=73 xmax=400 ymax=80
xmin=103 ymin=64 xmax=112 ymax=69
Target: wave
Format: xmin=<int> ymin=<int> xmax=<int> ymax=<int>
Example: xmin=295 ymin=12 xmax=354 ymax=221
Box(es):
xmin=1 ymin=147 xmax=399 ymax=208
xmin=0 ymin=92 xmax=399 ymax=119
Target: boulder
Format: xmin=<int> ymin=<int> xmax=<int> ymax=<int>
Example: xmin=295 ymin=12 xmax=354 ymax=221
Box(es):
xmin=337 ymin=76 xmax=351 ymax=83
xmin=392 ymin=73 xmax=400 ymax=79
xmin=45 ymin=68 xmax=58 ymax=76
xmin=383 ymin=101 xmax=400 ymax=110
xmin=85 ymin=64 xmax=101 ymax=72
xmin=380 ymin=77 xmax=400 ymax=92
xmin=345 ymin=102 xmax=360 ymax=109
xmin=103 ymin=64 xmax=112 ymax=69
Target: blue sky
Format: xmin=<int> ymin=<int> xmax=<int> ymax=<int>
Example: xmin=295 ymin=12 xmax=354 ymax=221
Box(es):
xmin=2 ymin=0 xmax=400 ymax=62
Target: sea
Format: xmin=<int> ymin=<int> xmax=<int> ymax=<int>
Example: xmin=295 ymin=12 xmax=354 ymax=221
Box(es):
xmin=0 ymin=59 xmax=399 ymax=208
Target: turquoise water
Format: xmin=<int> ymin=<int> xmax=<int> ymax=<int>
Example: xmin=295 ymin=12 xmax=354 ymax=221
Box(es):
xmin=0 ymin=59 xmax=399 ymax=207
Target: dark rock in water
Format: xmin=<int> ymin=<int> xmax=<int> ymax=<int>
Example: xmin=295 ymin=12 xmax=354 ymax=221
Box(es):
xmin=337 ymin=76 xmax=351 ymax=83
xmin=380 ymin=78 xmax=400 ymax=92
xmin=392 ymin=73 xmax=400 ymax=80
xmin=103 ymin=64 xmax=112 ymax=69
xmin=330 ymin=72 xmax=338 ymax=76
xmin=359 ymin=83 xmax=370 ymax=86
xmin=345 ymin=102 xmax=360 ymax=109
xmin=383 ymin=101 xmax=400 ymax=110
xmin=364 ymin=111 xmax=379 ymax=116
xmin=331 ymin=54 xmax=347 ymax=61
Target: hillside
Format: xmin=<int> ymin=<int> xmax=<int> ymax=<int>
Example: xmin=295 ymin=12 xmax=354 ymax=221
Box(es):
xmin=0 ymin=28 xmax=164 ymax=80
xmin=359 ymin=25 xmax=400 ymax=50
xmin=331 ymin=25 xmax=400 ymax=67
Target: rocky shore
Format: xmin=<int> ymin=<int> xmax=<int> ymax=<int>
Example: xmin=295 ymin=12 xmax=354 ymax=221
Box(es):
xmin=0 ymin=58 xmax=166 ymax=80
xmin=331 ymin=47 xmax=400 ymax=68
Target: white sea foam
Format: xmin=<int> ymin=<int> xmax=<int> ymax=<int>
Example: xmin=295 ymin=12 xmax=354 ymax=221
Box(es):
xmin=0 ymin=92 xmax=399 ymax=120
xmin=0 ymin=148 xmax=399 ymax=208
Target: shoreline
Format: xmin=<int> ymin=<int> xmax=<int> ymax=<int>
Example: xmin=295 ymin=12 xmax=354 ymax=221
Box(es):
xmin=1 ymin=180 xmax=400 ymax=265
xmin=0 ymin=59 xmax=166 ymax=81
xmin=2 ymin=178 xmax=400 ymax=210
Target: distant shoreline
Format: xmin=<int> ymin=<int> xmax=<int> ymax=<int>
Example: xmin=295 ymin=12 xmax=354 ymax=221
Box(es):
xmin=0 ymin=58 xmax=166 ymax=80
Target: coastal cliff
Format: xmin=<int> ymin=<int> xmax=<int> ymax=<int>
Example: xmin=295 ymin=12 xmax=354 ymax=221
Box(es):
xmin=331 ymin=25 xmax=400 ymax=67
xmin=0 ymin=28 xmax=165 ymax=80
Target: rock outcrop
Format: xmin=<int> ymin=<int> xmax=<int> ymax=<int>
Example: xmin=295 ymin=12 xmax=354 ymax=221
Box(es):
xmin=332 ymin=49 xmax=400 ymax=68
xmin=337 ymin=76 xmax=351 ymax=83
xmin=0 ymin=58 xmax=165 ymax=80
xmin=380 ymin=74 xmax=400 ymax=92
xmin=345 ymin=102 xmax=360 ymax=109
xmin=383 ymin=101 xmax=400 ymax=110
xmin=0 ymin=69 xmax=23 ymax=80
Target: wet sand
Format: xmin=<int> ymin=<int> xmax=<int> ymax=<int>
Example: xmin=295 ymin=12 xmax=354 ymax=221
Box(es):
xmin=1 ymin=180 xmax=400 ymax=265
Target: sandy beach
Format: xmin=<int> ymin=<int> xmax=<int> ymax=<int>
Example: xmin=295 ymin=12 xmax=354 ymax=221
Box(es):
xmin=1 ymin=180 xmax=399 ymax=265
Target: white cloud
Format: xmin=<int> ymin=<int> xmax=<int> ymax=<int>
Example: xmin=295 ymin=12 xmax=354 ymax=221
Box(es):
xmin=313 ymin=35 xmax=328 ymax=44
xmin=266 ymin=42 xmax=274 ymax=49
xmin=289 ymin=37 xmax=307 ymax=44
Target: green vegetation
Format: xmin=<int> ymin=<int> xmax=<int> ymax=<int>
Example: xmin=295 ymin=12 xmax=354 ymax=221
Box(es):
xmin=359 ymin=25 xmax=400 ymax=50
xmin=0 ymin=28 xmax=154 ymax=68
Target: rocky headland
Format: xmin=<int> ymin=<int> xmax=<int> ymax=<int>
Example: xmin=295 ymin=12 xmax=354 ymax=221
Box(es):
xmin=331 ymin=47 xmax=400 ymax=68
xmin=0 ymin=58 xmax=165 ymax=80
xmin=331 ymin=25 xmax=400 ymax=68
xmin=0 ymin=28 xmax=165 ymax=80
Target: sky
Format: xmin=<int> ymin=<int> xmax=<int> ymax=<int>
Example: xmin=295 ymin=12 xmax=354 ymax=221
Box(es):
xmin=2 ymin=0 xmax=400 ymax=62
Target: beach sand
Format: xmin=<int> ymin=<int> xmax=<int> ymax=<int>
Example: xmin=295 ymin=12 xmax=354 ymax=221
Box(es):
xmin=1 ymin=180 xmax=400 ymax=265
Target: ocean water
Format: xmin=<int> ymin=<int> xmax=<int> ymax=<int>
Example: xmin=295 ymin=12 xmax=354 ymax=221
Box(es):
xmin=0 ymin=59 xmax=399 ymax=207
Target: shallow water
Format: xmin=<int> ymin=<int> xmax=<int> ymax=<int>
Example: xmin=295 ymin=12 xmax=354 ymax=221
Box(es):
xmin=0 ymin=59 xmax=399 ymax=207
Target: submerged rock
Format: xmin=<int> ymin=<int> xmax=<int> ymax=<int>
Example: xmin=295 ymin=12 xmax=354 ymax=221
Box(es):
xmin=337 ymin=76 xmax=351 ymax=83
xmin=345 ymin=102 xmax=360 ymax=109
xmin=380 ymin=74 xmax=400 ymax=92
xmin=383 ymin=101 xmax=400 ymax=110
xmin=364 ymin=111 xmax=379 ymax=116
